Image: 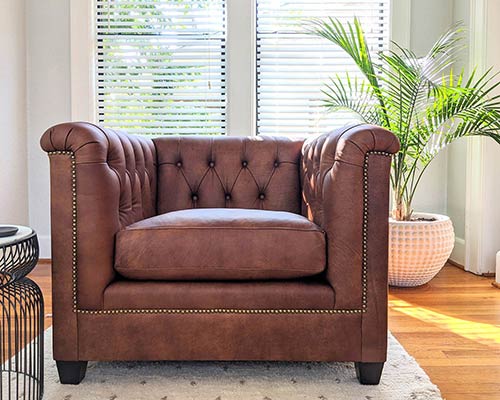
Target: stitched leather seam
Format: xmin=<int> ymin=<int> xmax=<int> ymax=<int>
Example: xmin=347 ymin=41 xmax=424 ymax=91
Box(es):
xmin=78 ymin=308 xmax=358 ymax=315
xmin=72 ymin=140 xmax=101 ymax=154
xmin=158 ymin=160 xmax=299 ymax=166
xmin=122 ymin=226 xmax=324 ymax=232
xmin=211 ymin=163 xmax=228 ymax=194
xmin=115 ymin=267 xmax=325 ymax=272
xmin=48 ymin=149 xmax=391 ymax=315
xmin=332 ymin=159 xmax=364 ymax=168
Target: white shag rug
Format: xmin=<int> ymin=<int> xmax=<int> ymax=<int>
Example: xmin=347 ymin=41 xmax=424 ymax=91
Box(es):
xmin=38 ymin=329 xmax=441 ymax=400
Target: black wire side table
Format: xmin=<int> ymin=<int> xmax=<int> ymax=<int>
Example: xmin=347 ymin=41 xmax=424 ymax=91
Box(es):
xmin=0 ymin=226 xmax=43 ymax=400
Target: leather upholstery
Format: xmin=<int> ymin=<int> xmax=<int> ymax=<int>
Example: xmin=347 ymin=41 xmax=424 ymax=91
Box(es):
xmin=154 ymin=136 xmax=304 ymax=214
xmin=41 ymin=122 xmax=156 ymax=226
xmin=104 ymin=279 xmax=335 ymax=310
xmin=301 ymin=124 xmax=399 ymax=309
xmin=115 ymin=208 xmax=325 ymax=280
xmin=78 ymin=313 xmax=361 ymax=362
xmin=41 ymin=122 xmax=399 ymax=367
xmin=40 ymin=122 xmax=156 ymax=311
xmin=301 ymin=124 xmax=399 ymax=363
xmin=45 ymin=154 xmax=79 ymax=360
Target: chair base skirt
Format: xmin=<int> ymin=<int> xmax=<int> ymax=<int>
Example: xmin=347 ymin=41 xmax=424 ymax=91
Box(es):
xmin=72 ymin=312 xmax=370 ymax=361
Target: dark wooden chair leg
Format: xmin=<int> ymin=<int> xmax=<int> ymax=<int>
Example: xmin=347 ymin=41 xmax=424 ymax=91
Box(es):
xmin=56 ymin=361 xmax=88 ymax=384
xmin=355 ymin=362 xmax=384 ymax=385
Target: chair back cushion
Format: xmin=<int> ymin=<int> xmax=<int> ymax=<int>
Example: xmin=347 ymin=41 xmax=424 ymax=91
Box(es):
xmin=153 ymin=136 xmax=304 ymax=214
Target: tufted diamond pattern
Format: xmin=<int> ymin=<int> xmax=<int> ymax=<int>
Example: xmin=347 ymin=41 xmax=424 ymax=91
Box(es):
xmin=154 ymin=136 xmax=304 ymax=214
xmin=40 ymin=122 xmax=157 ymax=229
xmin=300 ymin=124 xmax=400 ymax=227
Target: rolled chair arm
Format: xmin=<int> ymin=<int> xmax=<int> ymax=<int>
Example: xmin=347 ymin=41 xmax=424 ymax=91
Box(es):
xmin=301 ymin=124 xmax=398 ymax=362
xmin=301 ymin=123 xmax=399 ymax=306
xmin=40 ymin=122 xmax=157 ymax=310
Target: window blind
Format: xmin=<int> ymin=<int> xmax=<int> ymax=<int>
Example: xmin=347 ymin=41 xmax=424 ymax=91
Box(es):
xmin=256 ymin=1 xmax=390 ymax=136
xmin=95 ymin=0 xmax=226 ymax=135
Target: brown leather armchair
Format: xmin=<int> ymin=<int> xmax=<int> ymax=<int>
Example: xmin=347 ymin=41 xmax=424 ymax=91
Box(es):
xmin=41 ymin=122 xmax=399 ymax=385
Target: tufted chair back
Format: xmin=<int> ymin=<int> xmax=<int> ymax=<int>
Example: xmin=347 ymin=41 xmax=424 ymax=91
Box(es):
xmin=153 ymin=136 xmax=305 ymax=214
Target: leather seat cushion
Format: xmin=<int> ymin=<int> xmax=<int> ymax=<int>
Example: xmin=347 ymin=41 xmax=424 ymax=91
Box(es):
xmin=115 ymin=208 xmax=326 ymax=280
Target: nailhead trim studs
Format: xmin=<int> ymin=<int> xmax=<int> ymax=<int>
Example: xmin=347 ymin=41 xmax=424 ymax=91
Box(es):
xmin=77 ymin=308 xmax=365 ymax=315
xmin=361 ymin=151 xmax=392 ymax=312
xmin=48 ymin=150 xmax=392 ymax=315
xmin=48 ymin=150 xmax=78 ymax=312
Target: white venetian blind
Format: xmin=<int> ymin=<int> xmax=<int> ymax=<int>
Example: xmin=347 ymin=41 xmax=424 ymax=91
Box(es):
xmin=95 ymin=0 xmax=226 ymax=135
xmin=256 ymin=0 xmax=390 ymax=136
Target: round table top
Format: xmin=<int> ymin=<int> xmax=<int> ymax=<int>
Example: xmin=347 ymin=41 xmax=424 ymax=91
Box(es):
xmin=0 ymin=225 xmax=34 ymax=247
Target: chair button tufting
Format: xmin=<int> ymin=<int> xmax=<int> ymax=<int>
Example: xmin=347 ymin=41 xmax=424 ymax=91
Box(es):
xmin=274 ymin=161 xmax=279 ymax=167
xmin=242 ymin=161 xmax=248 ymax=168
xmin=225 ymin=193 xmax=231 ymax=200
xmin=192 ymin=194 xmax=198 ymax=201
xmin=176 ymin=161 xmax=182 ymax=168
xmin=259 ymin=193 xmax=265 ymax=200
xmin=209 ymin=161 xmax=215 ymax=168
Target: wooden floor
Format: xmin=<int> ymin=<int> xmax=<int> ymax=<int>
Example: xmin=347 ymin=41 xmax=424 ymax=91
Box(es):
xmin=21 ymin=263 xmax=500 ymax=400
xmin=389 ymin=265 xmax=500 ymax=400
xmin=29 ymin=261 xmax=52 ymax=330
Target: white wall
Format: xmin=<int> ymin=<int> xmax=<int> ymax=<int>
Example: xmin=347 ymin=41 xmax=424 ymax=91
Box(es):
xmin=447 ymin=139 xmax=467 ymax=264
xmin=481 ymin=0 xmax=500 ymax=274
xmin=446 ymin=0 xmax=469 ymax=265
xmin=479 ymin=140 xmax=500 ymax=274
xmin=407 ymin=0 xmax=453 ymax=216
xmin=467 ymin=0 xmax=500 ymax=274
xmin=26 ymin=0 xmax=72 ymax=258
xmin=0 ymin=0 xmax=29 ymax=226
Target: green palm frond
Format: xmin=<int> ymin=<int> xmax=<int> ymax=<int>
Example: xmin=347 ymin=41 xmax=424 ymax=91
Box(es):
xmin=309 ymin=19 xmax=500 ymax=220
xmin=322 ymin=73 xmax=380 ymax=125
xmin=308 ymin=17 xmax=390 ymax=126
xmin=417 ymin=68 xmax=500 ymax=160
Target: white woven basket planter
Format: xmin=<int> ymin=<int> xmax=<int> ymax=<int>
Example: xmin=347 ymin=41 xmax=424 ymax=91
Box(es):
xmin=389 ymin=213 xmax=455 ymax=287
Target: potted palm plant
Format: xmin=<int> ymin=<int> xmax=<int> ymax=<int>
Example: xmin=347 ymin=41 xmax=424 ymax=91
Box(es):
xmin=309 ymin=19 xmax=500 ymax=286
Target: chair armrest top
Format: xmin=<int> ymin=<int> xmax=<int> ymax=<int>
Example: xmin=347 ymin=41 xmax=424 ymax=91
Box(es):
xmin=302 ymin=124 xmax=400 ymax=170
xmin=40 ymin=122 xmax=156 ymax=167
xmin=301 ymin=124 xmax=397 ymax=310
xmin=41 ymin=121 xmax=157 ymax=229
xmin=301 ymin=123 xmax=399 ymax=232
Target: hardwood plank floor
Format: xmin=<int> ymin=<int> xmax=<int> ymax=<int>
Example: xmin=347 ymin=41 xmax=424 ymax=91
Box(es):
xmin=10 ymin=262 xmax=500 ymax=399
xmin=29 ymin=261 xmax=52 ymax=330
xmin=389 ymin=264 xmax=500 ymax=400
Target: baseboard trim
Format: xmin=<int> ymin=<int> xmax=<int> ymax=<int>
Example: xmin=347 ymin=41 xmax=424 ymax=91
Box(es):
xmin=450 ymin=236 xmax=465 ymax=267
xmin=448 ymin=258 xmax=464 ymax=270
xmin=37 ymin=234 xmax=51 ymax=259
xmin=448 ymin=260 xmax=495 ymax=277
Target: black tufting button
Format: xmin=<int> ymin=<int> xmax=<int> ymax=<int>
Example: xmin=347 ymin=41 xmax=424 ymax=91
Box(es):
xmin=192 ymin=194 xmax=198 ymax=201
xmin=274 ymin=161 xmax=279 ymax=167
xmin=259 ymin=193 xmax=265 ymax=200
xmin=176 ymin=161 xmax=182 ymax=168
xmin=225 ymin=193 xmax=231 ymax=200
xmin=242 ymin=160 xmax=248 ymax=168
xmin=209 ymin=161 xmax=215 ymax=168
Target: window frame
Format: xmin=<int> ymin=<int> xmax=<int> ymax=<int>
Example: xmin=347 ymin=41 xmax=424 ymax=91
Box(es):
xmin=70 ymin=0 xmax=407 ymax=137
